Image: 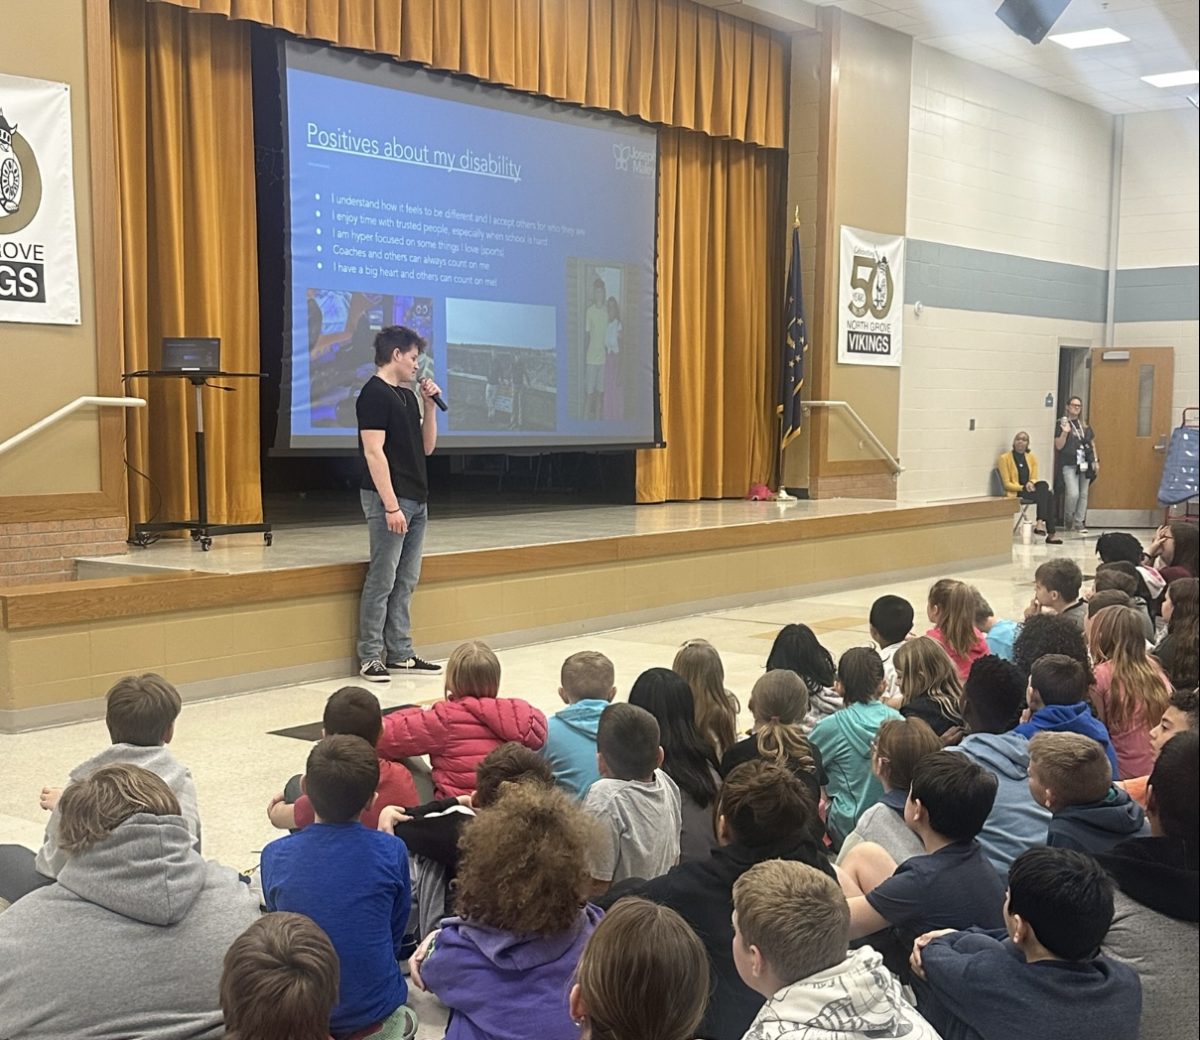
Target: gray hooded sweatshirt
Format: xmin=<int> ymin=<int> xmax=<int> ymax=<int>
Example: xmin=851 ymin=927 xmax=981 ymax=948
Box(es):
xmin=0 ymin=813 xmax=261 ymax=1040
xmin=35 ymin=743 xmax=201 ymax=879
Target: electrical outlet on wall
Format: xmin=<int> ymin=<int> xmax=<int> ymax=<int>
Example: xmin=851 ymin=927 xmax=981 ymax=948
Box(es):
xmin=969 ymin=418 xmax=976 ymax=431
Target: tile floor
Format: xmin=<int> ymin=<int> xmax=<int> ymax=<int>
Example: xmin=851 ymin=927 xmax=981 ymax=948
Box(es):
xmin=0 ymin=528 xmax=1123 ymax=1037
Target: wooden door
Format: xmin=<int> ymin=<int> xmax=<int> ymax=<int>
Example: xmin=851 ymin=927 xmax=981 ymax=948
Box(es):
xmin=1087 ymin=347 xmax=1174 ymax=510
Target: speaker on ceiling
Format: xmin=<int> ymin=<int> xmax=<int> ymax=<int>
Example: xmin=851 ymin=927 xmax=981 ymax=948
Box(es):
xmin=995 ymin=0 xmax=1073 ymax=45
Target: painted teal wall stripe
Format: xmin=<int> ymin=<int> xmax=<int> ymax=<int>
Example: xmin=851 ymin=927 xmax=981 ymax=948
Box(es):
xmin=904 ymin=239 xmax=1198 ymax=324
xmin=904 ymin=240 xmax=1107 ymax=322
xmin=1114 ymin=265 xmax=1200 ymax=323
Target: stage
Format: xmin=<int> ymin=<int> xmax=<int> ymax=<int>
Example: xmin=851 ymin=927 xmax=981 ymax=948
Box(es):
xmin=0 ymin=496 xmax=1014 ymax=732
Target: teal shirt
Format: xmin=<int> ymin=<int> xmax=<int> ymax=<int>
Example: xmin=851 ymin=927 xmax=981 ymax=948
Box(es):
xmin=541 ymin=699 xmax=609 ymax=798
xmin=810 ymin=700 xmax=903 ymax=844
xmin=986 ymin=619 xmax=1020 ymax=662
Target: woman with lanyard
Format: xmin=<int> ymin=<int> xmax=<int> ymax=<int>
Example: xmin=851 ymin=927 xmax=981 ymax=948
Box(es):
xmin=1054 ymin=395 xmax=1099 ymax=535
xmin=998 ymin=431 xmax=1061 ymax=543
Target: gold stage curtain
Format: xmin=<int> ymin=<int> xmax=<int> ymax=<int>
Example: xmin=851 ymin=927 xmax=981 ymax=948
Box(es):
xmin=152 ymin=0 xmax=786 ymax=149
xmin=636 ymin=128 xmax=785 ymax=503
xmin=114 ymin=0 xmax=263 ymax=525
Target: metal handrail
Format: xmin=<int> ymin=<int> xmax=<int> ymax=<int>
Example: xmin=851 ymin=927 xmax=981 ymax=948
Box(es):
xmin=0 ymin=396 xmax=146 ymax=458
xmin=801 ymin=399 xmax=903 ymax=475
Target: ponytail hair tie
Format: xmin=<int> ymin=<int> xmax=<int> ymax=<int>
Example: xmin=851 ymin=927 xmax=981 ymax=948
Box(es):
xmin=769 ymin=715 xmax=780 ymax=723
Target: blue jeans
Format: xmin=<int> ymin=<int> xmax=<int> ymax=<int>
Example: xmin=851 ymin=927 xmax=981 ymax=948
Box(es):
xmin=1061 ymin=467 xmax=1090 ymax=528
xmin=357 ymin=490 xmax=427 ymax=664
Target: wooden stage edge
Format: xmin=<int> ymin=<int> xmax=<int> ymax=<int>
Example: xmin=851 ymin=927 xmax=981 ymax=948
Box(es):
xmin=0 ymin=498 xmax=1015 ymax=731
xmin=1 ymin=499 xmax=1012 ymax=629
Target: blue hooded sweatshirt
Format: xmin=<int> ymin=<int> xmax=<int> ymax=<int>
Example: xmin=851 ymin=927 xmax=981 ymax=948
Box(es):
xmin=541 ymin=699 xmax=608 ymax=798
xmin=1015 ymin=702 xmax=1119 ymax=777
xmin=917 ymin=929 xmax=1142 ymax=1040
xmin=947 ymin=732 xmax=1050 ymax=875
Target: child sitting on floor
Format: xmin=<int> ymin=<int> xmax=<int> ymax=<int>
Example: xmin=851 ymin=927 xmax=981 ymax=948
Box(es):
xmin=974 ymin=590 xmax=1020 ymax=662
xmin=765 ymin=623 xmax=842 ymax=726
xmin=220 ymin=913 xmax=340 ymax=1040
xmin=267 ymin=686 xmax=419 ymax=832
xmin=376 ymin=742 xmax=557 ymax=939
xmin=1088 ymin=605 xmax=1172 ymax=780
xmin=810 ymin=648 xmax=903 ymax=846
xmin=583 ymin=703 xmax=682 ymax=895
xmin=673 ymin=638 xmax=740 ymax=759
xmin=1015 ymin=653 xmax=1118 ymax=776
xmin=733 ymin=859 xmax=939 ymax=1040
xmin=378 ymin=640 xmax=547 ymax=797
xmin=926 ymin=579 xmax=990 ymax=680
xmin=1025 ymin=559 xmax=1087 ymax=631
xmin=0 ymin=673 xmax=202 ymax=906
xmin=837 ymin=716 xmax=941 ymax=866
xmin=1027 ymin=732 xmax=1148 ymax=854
xmin=870 ymin=594 xmax=914 ymax=703
xmin=569 ymin=897 xmax=709 ymax=1040
xmin=911 ymin=847 xmax=1142 ymax=1040
xmin=409 ymin=784 xmax=602 ymax=1039
xmin=260 ymin=736 xmax=416 ymax=1040
xmin=541 ymin=650 xmax=616 ymax=798
xmin=719 ymin=669 xmax=827 ymax=802
xmin=837 ymin=752 xmax=1007 ymax=967
xmin=894 ymin=637 xmax=967 ymax=741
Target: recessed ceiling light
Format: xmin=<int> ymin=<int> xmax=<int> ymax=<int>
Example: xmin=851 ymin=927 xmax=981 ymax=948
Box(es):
xmin=1047 ymin=28 xmax=1130 ymax=49
xmin=1141 ymin=70 xmax=1200 ymax=88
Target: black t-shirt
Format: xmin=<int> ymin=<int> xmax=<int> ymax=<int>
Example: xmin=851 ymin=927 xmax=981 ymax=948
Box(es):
xmin=719 ymin=734 xmax=827 ymax=802
xmin=1057 ymin=419 xmax=1094 ymax=471
xmin=900 ymin=695 xmax=960 ymax=737
xmin=357 ymin=375 xmax=428 ymax=503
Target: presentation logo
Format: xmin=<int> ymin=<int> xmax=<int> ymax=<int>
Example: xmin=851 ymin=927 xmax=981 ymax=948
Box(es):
xmin=0 ymin=107 xmax=42 ymax=234
xmin=612 ymin=142 xmax=654 ymax=177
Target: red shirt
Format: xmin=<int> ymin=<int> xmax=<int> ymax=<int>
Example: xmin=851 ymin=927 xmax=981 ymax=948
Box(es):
xmin=926 ymin=626 xmax=991 ymax=681
xmin=292 ymin=757 xmax=420 ymax=830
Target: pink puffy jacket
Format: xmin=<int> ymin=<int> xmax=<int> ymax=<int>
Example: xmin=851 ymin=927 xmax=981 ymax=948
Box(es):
xmin=378 ymin=696 xmax=548 ymax=798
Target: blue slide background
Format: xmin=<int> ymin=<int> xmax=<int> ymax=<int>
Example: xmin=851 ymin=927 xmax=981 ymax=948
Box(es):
xmin=283 ymin=44 xmax=658 ymax=450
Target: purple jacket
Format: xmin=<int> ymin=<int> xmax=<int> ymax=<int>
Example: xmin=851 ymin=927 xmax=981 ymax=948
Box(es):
xmin=421 ymin=905 xmax=603 ymax=1040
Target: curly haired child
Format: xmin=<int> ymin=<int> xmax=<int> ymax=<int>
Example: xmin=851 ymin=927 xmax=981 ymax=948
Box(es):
xmin=409 ymin=783 xmax=602 ymax=1038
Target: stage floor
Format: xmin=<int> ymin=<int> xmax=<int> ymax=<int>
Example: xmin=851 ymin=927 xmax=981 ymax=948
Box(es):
xmin=80 ymin=497 xmax=970 ymax=576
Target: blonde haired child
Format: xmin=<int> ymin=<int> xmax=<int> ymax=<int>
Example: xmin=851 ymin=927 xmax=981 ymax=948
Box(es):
xmin=379 ymin=640 xmax=547 ymax=797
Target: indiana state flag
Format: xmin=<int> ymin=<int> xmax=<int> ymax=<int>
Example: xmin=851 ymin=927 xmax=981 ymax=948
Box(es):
xmin=779 ymin=223 xmax=807 ymax=447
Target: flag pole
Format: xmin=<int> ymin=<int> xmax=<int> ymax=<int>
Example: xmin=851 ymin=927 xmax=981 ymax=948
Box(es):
xmin=776 ymin=207 xmax=802 ymax=502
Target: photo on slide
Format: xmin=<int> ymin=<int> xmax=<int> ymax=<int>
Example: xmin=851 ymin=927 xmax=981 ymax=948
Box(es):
xmin=566 ymin=260 xmax=637 ymax=423
xmin=305 ymin=289 xmax=434 ymax=429
xmin=444 ymin=298 xmax=557 ymax=432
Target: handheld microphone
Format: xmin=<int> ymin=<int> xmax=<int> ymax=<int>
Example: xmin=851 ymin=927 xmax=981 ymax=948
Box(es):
xmin=419 ymin=378 xmax=448 ymax=412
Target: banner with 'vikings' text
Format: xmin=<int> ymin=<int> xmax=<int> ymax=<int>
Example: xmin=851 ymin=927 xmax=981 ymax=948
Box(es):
xmin=837 ymin=225 xmax=904 ymax=367
xmin=0 ymin=72 xmax=80 ymax=325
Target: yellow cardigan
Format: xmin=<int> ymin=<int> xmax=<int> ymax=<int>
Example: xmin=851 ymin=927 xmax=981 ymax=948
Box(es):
xmin=998 ymin=451 xmax=1040 ymax=497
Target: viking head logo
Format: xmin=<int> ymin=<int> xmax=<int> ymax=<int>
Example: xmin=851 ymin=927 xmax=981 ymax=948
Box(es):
xmin=0 ymin=109 xmax=23 ymax=215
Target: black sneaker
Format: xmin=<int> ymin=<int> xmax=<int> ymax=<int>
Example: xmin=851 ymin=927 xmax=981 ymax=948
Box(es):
xmin=386 ymin=655 xmax=442 ymax=674
xmin=359 ymin=660 xmax=391 ymax=683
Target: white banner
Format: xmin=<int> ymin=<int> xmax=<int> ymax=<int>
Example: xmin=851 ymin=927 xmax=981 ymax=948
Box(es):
xmin=837 ymin=225 xmax=904 ymax=367
xmin=0 ymin=72 xmax=80 ymax=325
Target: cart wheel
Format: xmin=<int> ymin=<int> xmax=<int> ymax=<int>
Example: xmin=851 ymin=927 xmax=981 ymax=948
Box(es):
xmin=200 ymin=537 xmax=213 ymax=552
xmin=190 ymin=531 xmax=200 ymax=541
xmin=264 ymin=532 xmax=273 ymax=546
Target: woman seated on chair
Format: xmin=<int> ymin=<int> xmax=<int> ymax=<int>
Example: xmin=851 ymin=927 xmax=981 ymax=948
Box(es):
xmin=998 ymin=431 xmax=1061 ymax=544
